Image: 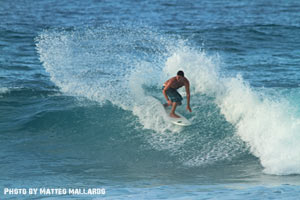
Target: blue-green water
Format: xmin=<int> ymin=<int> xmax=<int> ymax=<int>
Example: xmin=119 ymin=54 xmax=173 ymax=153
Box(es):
xmin=1 ymin=0 xmax=300 ymax=199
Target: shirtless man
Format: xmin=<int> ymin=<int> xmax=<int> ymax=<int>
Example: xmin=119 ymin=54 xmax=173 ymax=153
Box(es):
xmin=162 ymin=70 xmax=192 ymax=118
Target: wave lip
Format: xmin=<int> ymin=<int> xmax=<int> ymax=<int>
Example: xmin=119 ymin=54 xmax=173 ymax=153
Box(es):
xmin=217 ymin=76 xmax=300 ymax=175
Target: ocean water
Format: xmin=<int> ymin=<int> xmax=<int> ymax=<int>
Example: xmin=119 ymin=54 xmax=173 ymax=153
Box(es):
xmin=1 ymin=0 xmax=300 ymax=199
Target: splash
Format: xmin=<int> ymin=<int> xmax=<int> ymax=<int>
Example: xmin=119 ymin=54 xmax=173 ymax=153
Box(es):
xmin=36 ymin=24 xmax=300 ymax=175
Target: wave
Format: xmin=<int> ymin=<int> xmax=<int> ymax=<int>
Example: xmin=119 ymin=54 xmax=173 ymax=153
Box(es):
xmin=36 ymin=24 xmax=300 ymax=175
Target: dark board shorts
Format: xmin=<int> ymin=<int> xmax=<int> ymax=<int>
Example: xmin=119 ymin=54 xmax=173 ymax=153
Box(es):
xmin=162 ymin=86 xmax=183 ymax=104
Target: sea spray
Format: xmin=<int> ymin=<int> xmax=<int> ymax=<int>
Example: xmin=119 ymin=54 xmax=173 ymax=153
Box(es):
xmin=36 ymin=24 xmax=300 ymax=175
xmin=36 ymin=25 xmax=174 ymax=109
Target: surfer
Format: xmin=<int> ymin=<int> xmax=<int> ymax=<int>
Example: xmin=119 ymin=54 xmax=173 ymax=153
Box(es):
xmin=162 ymin=70 xmax=192 ymax=118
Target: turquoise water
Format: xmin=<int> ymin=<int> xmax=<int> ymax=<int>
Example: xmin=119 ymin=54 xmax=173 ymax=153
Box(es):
xmin=1 ymin=0 xmax=300 ymax=199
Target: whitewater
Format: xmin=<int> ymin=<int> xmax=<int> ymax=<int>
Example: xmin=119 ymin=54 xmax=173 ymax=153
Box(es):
xmin=35 ymin=24 xmax=300 ymax=176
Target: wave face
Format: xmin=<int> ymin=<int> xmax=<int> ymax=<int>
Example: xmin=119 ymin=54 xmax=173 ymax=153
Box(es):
xmin=36 ymin=24 xmax=300 ymax=175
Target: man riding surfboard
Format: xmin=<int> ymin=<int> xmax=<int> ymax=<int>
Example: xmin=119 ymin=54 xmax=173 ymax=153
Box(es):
xmin=162 ymin=70 xmax=192 ymax=118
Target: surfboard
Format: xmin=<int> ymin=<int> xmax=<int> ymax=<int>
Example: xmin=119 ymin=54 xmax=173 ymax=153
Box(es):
xmin=164 ymin=105 xmax=192 ymax=126
xmin=151 ymin=96 xmax=191 ymax=126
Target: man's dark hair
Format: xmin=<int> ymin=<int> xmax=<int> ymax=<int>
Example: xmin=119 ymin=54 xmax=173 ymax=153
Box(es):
xmin=177 ymin=70 xmax=184 ymax=77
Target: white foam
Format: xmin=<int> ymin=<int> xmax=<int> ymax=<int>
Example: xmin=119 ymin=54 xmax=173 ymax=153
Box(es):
xmin=216 ymin=76 xmax=300 ymax=175
xmin=0 ymin=87 xmax=9 ymax=94
xmin=163 ymin=45 xmax=221 ymax=96
xmin=162 ymin=45 xmax=300 ymax=175
xmin=36 ymin=26 xmax=300 ymax=174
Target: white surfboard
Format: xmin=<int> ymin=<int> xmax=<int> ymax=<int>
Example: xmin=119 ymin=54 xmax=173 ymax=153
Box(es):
xmin=164 ymin=106 xmax=192 ymax=126
xmin=151 ymin=96 xmax=191 ymax=126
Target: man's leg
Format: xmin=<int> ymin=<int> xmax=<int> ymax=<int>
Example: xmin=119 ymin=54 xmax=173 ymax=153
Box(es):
xmin=170 ymin=102 xmax=180 ymax=118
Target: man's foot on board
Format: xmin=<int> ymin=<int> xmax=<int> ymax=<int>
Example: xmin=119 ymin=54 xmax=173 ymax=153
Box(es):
xmin=170 ymin=113 xmax=180 ymax=118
